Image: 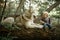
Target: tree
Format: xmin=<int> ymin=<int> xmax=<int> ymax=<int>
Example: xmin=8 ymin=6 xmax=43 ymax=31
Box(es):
xmin=15 ymin=0 xmax=26 ymax=14
xmin=46 ymin=1 xmax=60 ymax=12
xmin=0 ymin=0 xmax=7 ymax=23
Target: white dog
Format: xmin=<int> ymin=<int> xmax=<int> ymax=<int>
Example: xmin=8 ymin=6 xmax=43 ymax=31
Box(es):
xmin=25 ymin=19 xmax=43 ymax=28
xmin=2 ymin=17 xmax=14 ymax=24
xmin=23 ymin=12 xmax=43 ymax=28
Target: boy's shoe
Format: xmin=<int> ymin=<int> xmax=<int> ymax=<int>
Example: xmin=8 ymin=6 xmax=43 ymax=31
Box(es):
xmin=50 ymin=27 xmax=56 ymax=32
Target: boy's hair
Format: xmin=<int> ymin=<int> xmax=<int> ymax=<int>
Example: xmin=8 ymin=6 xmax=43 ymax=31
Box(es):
xmin=41 ymin=11 xmax=48 ymax=16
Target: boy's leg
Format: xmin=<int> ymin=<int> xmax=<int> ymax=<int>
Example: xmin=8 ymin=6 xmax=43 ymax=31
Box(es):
xmin=43 ymin=23 xmax=46 ymax=30
xmin=46 ymin=23 xmax=52 ymax=30
xmin=46 ymin=23 xmax=56 ymax=32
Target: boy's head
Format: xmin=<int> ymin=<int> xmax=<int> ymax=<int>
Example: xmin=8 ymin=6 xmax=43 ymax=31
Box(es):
xmin=41 ymin=11 xmax=49 ymax=18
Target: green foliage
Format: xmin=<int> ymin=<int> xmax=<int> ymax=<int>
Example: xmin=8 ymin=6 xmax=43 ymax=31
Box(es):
xmin=55 ymin=0 xmax=60 ymax=1
xmin=56 ymin=6 xmax=60 ymax=11
xmin=0 ymin=0 xmax=4 ymax=3
xmin=0 ymin=36 xmax=13 ymax=40
xmin=52 ymin=15 xmax=60 ymax=18
xmin=1 ymin=22 xmax=20 ymax=30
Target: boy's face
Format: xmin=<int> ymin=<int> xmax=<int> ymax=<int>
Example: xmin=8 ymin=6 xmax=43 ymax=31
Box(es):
xmin=42 ymin=13 xmax=48 ymax=18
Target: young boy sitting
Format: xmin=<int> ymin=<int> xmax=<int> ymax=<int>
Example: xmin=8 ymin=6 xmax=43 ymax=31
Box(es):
xmin=40 ymin=11 xmax=55 ymax=31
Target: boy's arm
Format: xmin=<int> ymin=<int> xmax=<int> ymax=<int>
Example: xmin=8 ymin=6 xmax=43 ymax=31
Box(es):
xmin=40 ymin=20 xmax=45 ymax=24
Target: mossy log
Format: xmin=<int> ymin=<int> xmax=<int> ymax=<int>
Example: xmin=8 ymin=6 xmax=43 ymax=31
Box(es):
xmin=0 ymin=25 xmax=56 ymax=40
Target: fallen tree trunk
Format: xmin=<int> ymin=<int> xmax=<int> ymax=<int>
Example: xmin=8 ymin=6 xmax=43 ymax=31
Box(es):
xmin=0 ymin=25 xmax=56 ymax=40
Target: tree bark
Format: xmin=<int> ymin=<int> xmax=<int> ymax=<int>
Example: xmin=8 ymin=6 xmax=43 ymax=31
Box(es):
xmin=0 ymin=0 xmax=7 ymax=22
xmin=46 ymin=1 xmax=60 ymax=12
xmin=0 ymin=26 xmax=56 ymax=40
xmin=15 ymin=0 xmax=26 ymax=14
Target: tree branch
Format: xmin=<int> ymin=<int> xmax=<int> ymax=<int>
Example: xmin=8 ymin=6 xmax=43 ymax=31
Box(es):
xmin=46 ymin=1 xmax=60 ymax=12
xmin=15 ymin=0 xmax=25 ymax=14
xmin=0 ymin=0 xmax=7 ymax=22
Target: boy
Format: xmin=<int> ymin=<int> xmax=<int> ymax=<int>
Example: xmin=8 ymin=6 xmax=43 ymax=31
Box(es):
xmin=40 ymin=11 xmax=53 ymax=30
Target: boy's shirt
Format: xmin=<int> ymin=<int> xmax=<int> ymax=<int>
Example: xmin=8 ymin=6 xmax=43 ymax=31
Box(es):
xmin=40 ymin=17 xmax=51 ymax=24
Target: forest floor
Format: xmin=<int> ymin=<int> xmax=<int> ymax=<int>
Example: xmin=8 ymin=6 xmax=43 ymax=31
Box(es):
xmin=0 ymin=24 xmax=60 ymax=40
